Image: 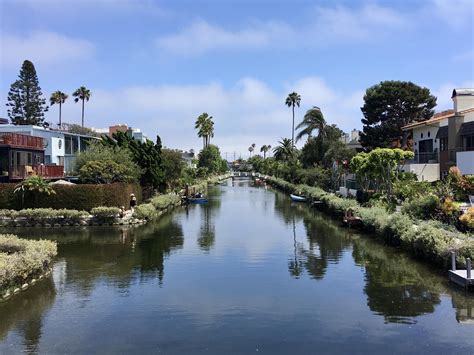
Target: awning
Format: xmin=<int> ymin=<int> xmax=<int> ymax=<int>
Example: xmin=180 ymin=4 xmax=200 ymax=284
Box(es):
xmin=435 ymin=126 xmax=448 ymax=138
xmin=460 ymin=121 xmax=474 ymax=136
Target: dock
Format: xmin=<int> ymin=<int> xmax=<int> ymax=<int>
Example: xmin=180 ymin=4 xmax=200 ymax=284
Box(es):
xmin=448 ymin=252 xmax=473 ymax=290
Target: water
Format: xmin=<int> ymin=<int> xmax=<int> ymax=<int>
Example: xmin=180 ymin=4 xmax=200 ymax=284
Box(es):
xmin=1 ymin=180 xmax=473 ymax=354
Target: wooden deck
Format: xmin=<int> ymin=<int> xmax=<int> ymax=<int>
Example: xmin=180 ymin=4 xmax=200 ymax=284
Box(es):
xmin=449 ymin=270 xmax=474 ymax=289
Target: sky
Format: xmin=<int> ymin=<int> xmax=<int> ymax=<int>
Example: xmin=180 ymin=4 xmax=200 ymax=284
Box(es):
xmin=0 ymin=0 xmax=473 ymax=158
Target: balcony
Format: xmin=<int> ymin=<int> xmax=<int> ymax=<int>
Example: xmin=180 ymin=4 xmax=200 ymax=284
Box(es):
xmin=9 ymin=165 xmax=64 ymax=180
xmin=0 ymin=133 xmax=44 ymax=150
xmin=407 ymin=151 xmax=439 ymax=164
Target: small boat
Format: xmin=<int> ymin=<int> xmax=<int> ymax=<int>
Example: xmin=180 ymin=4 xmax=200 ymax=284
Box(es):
xmin=290 ymin=194 xmax=307 ymax=202
xmin=188 ymin=197 xmax=208 ymax=204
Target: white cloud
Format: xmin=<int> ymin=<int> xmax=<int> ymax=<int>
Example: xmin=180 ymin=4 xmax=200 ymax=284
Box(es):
xmin=0 ymin=31 xmax=95 ymax=69
xmin=155 ymin=3 xmax=406 ymax=56
xmin=430 ymin=0 xmax=474 ymax=30
xmin=43 ymin=77 xmax=363 ymax=156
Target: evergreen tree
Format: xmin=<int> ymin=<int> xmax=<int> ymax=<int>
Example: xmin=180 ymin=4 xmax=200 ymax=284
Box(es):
xmin=6 ymin=60 xmax=48 ymax=125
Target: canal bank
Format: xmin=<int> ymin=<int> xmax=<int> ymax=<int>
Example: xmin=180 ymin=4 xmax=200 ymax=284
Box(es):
xmin=0 ymin=180 xmax=473 ymax=353
xmin=263 ymin=176 xmax=474 ymax=270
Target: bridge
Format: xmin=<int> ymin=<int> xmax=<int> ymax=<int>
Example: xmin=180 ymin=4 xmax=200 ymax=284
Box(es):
xmin=230 ymin=171 xmax=263 ymax=178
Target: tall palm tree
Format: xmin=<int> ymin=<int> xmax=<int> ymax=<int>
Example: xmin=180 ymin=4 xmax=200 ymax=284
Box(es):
xmin=50 ymin=90 xmax=68 ymax=129
xmin=285 ymin=92 xmax=301 ymax=147
xmin=72 ymin=86 xmax=91 ymax=127
xmin=248 ymin=145 xmax=254 ymax=158
xmin=273 ymin=138 xmax=294 ymax=161
xmin=195 ymin=113 xmax=214 ymax=148
xmin=260 ymin=144 xmax=271 ymax=159
xmin=295 ymin=106 xmax=326 ymax=142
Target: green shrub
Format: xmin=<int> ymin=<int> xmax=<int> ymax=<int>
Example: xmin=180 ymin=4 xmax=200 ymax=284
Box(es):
xmin=90 ymin=207 xmax=120 ymax=221
xmin=150 ymin=194 xmax=181 ymax=210
xmin=133 ymin=203 xmax=156 ymax=220
xmin=79 ymin=160 xmax=140 ymax=184
xmin=0 ymin=234 xmax=57 ymax=292
xmin=401 ymin=194 xmax=439 ymax=220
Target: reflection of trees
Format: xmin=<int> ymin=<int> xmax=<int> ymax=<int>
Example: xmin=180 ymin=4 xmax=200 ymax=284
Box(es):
xmin=0 ymin=276 xmax=56 ymax=350
xmin=197 ymin=186 xmax=222 ymax=252
xmin=277 ymin=191 xmax=353 ymax=280
xmin=352 ymin=237 xmax=442 ymax=324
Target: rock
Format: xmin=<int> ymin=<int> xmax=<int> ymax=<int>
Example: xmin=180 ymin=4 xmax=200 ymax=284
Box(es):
xmin=2 ymin=292 xmax=11 ymax=300
xmin=21 ymin=283 xmax=28 ymax=290
xmin=31 ymin=279 xmax=36 ymax=284
xmin=13 ymin=288 xmax=20 ymax=294
xmin=53 ymin=223 xmax=61 ymax=228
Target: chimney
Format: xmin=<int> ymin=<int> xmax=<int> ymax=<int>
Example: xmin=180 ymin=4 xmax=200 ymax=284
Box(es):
xmin=452 ymin=88 xmax=474 ymax=113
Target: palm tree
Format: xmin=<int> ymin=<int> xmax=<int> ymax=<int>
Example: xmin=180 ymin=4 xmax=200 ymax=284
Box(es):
xmin=273 ymin=138 xmax=294 ymax=161
xmin=285 ymin=92 xmax=301 ymax=147
xmin=50 ymin=91 xmax=68 ymax=129
xmin=195 ymin=113 xmax=214 ymax=148
xmin=248 ymin=143 xmax=255 ymax=158
xmin=295 ymin=106 xmax=326 ymax=142
xmin=260 ymin=144 xmax=271 ymax=159
xmin=72 ymin=86 xmax=91 ymax=127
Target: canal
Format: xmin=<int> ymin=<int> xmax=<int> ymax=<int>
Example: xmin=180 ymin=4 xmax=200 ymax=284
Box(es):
xmin=1 ymin=179 xmax=473 ymax=353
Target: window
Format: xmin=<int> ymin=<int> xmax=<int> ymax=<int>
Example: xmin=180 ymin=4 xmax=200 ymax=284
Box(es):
xmin=65 ymin=136 xmax=72 ymax=154
xmin=465 ymin=135 xmax=474 ymax=151
xmin=421 ymin=133 xmax=424 ymax=138
xmin=440 ymin=137 xmax=448 ymax=151
xmin=72 ymin=136 xmax=79 ymax=153
xmin=27 ymin=152 xmax=32 ymax=165
xmin=428 ymin=131 xmax=430 ymax=138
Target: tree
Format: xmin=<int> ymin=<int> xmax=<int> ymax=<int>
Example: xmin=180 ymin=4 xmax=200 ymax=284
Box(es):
xmin=101 ymin=131 xmax=163 ymax=190
xmin=296 ymin=106 xmax=326 ymax=142
xmin=72 ymin=86 xmax=91 ymax=128
xmin=198 ymin=145 xmax=224 ymax=174
xmin=350 ymin=148 xmax=414 ymax=195
xmin=360 ymin=81 xmax=437 ymax=149
xmin=50 ymin=91 xmax=68 ymax=129
xmin=6 ymin=60 xmax=48 ymax=125
xmin=161 ymin=149 xmax=185 ymax=191
xmin=195 ymin=113 xmax=214 ymax=148
xmin=273 ymin=138 xmax=296 ymax=161
xmin=300 ymin=124 xmax=344 ymax=168
xmin=14 ymin=175 xmax=56 ymax=206
xmin=285 ymin=92 xmax=301 ymax=146
xmin=248 ymin=143 xmax=256 ymax=158
xmin=260 ymin=144 xmax=271 ymax=159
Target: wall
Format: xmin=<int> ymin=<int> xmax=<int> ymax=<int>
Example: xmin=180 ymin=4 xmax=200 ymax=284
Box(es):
xmin=457 ymin=151 xmax=474 ymax=175
xmin=400 ymin=163 xmax=440 ymax=182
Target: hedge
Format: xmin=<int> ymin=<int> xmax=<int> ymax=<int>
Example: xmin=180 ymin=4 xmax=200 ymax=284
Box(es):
xmin=0 ymin=183 xmax=142 ymax=211
xmin=0 ymin=234 xmax=57 ymax=293
xmin=265 ymin=176 xmax=474 ymax=268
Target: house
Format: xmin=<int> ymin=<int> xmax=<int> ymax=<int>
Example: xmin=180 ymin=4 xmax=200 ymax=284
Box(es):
xmin=401 ymin=88 xmax=474 ymax=181
xmin=92 ymin=124 xmax=148 ymax=143
xmin=0 ymin=124 xmax=98 ymax=175
xmin=181 ymin=150 xmax=196 ymax=168
xmin=0 ymin=132 xmax=64 ymax=182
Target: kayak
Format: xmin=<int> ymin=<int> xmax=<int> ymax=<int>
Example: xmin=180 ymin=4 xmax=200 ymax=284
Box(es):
xmin=188 ymin=197 xmax=208 ymax=204
xmin=290 ymin=194 xmax=307 ymax=202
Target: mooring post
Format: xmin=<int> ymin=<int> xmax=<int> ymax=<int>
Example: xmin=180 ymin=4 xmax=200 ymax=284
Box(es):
xmin=467 ymin=258 xmax=472 ymax=279
xmin=451 ymin=251 xmax=456 ymax=271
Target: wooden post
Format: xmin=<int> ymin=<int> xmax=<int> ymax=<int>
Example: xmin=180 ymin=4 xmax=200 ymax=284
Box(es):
xmin=467 ymin=258 xmax=472 ymax=279
xmin=451 ymin=251 xmax=456 ymax=271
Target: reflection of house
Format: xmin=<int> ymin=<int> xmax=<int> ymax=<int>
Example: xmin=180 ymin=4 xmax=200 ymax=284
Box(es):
xmin=0 ymin=132 xmax=64 ymax=182
xmin=401 ymin=88 xmax=474 ymax=181
xmin=0 ymin=124 xmax=98 ymax=174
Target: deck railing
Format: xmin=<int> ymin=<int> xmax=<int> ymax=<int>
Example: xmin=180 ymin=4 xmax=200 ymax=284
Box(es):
xmin=9 ymin=165 xmax=64 ymax=180
xmin=0 ymin=133 xmax=44 ymax=150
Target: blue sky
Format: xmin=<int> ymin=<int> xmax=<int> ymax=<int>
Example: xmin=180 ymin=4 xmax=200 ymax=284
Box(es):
xmin=1 ymin=0 xmax=473 ymax=156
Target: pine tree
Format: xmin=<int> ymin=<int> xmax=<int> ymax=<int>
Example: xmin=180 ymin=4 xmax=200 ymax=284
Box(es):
xmin=6 ymin=60 xmax=48 ymax=125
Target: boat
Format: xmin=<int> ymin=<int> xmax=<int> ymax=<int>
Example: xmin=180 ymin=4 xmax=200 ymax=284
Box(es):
xmin=188 ymin=197 xmax=208 ymax=204
xmin=290 ymin=194 xmax=307 ymax=202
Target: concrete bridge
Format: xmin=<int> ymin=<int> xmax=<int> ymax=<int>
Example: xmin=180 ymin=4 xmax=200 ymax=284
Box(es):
xmin=230 ymin=171 xmax=263 ymax=178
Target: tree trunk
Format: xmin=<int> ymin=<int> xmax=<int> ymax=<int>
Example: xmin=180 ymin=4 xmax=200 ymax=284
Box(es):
xmin=291 ymin=105 xmax=295 ymax=147
xmin=59 ymin=102 xmax=62 ymax=129
xmin=81 ymin=99 xmax=85 ymax=127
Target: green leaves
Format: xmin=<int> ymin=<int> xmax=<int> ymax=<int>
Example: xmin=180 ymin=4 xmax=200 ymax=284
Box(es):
xmin=6 ymin=60 xmax=48 ymax=125
xmin=14 ymin=176 xmax=56 ymax=196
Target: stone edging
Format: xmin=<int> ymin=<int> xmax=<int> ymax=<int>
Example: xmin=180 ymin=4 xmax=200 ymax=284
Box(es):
xmin=1 ymin=268 xmax=52 ymax=302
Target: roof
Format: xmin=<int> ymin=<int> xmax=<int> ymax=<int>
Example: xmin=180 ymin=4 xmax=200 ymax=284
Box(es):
xmin=435 ymin=125 xmax=448 ymax=139
xmin=402 ymin=108 xmax=474 ymax=130
xmin=452 ymin=88 xmax=474 ymax=97
xmin=460 ymin=121 xmax=474 ymax=136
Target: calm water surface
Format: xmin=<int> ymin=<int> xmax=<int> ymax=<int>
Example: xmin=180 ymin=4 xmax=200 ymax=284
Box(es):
xmin=1 ymin=180 xmax=473 ymax=354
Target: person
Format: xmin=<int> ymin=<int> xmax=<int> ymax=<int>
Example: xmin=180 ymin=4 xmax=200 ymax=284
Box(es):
xmin=119 ymin=206 xmax=125 ymax=218
xmin=130 ymin=193 xmax=137 ymax=211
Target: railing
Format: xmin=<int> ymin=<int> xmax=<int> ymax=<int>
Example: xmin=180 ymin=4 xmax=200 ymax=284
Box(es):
xmin=9 ymin=165 xmax=64 ymax=180
xmin=407 ymin=152 xmax=439 ymax=164
xmin=0 ymin=133 xmax=44 ymax=150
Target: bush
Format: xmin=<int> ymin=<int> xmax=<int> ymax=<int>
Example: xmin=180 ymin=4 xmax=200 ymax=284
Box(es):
xmin=150 ymin=194 xmax=181 ymax=210
xmin=79 ymin=160 xmax=140 ymax=184
xmin=0 ymin=234 xmax=57 ymax=292
xmin=0 ymin=183 xmax=141 ymax=211
xmin=133 ymin=203 xmax=156 ymax=220
xmin=401 ymin=194 xmax=439 ymax=220
xmin=90 ymin=207 xmax=120 ymax=222
xmin=459 ymin=207 xmax=474 ymax=230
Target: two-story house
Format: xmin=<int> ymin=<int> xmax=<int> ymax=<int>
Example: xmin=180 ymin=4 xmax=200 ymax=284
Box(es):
xmin=401 ymin=88 xmax=474 ymax=181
